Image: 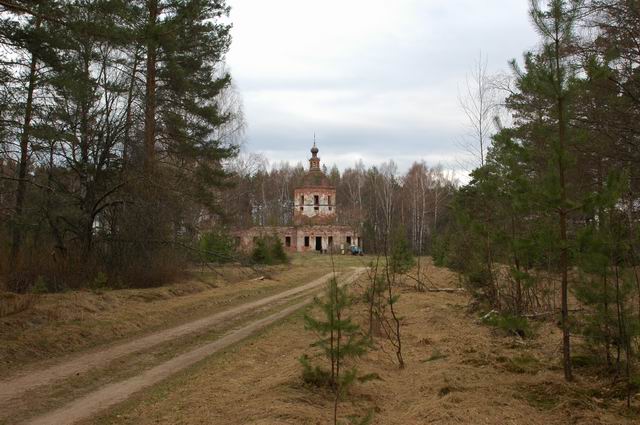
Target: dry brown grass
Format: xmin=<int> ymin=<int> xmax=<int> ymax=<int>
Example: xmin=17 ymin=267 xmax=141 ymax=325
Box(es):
xmin=88 ymin=258 xmax=639 ymax=425
xmin=0 ymin=292 xmax=38 ymax=317
xmin=0 ymin=258 xmax=363 ymax=375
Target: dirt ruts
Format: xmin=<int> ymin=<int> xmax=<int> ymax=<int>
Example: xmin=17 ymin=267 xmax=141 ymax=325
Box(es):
xmin=5 ymin=267 xmax=365 ymax=425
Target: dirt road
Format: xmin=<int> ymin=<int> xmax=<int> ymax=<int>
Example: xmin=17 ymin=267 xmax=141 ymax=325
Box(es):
xmin=85 ymin=260 xmax=638 ymax=425
xmin=24 ymin=298 xmax=313 ymax=425
xmin=3 ymin=267 xmax=365 ymax=425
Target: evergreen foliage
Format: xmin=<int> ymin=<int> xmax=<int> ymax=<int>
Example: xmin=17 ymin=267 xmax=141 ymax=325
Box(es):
xmin=198 ymin=228 xmax=236 ymax=263
xmin=251 ymin=235 xmax=288 ymax=265
xmin=389 ymin=226 xmax=415 ymax=275
xmin=482 ymin=312 xmax=533 ymax=339
xmin=301 ymin=278 xmax=371 ymax=393
xmin=441 ymin=0 xmax=640 ymax=394
xmin=0 ymin=0 xmax=240 ymax=291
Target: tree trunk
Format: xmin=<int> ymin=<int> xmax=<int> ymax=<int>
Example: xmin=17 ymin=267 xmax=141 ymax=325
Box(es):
xmin=80 ymin=48 xmax=94 ymax=255
xmin=10 ymin=35 xmax=39 ymax=271
xmin=143 ymin=0 xmax=158 ymax=175
xmin=511 ymin=215 xmax=523 ymax=314
xmin=553 ymin=26 xmax=573 ymax=380
xmin=603 ymin=272 xmax=612 ymax=368
xmin=123 ymin=48 xmax=140 ymax=173
xmin=559 ymin=206 xmax=572 ymax=380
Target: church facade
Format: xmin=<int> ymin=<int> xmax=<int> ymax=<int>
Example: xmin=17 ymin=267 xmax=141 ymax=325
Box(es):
xmin=234 ymin=144 xmax=361 ymax=253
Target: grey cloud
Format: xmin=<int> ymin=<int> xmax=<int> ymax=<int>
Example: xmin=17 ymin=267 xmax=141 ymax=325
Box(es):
xmin=226 ymin=0 xmax=539 ymax=176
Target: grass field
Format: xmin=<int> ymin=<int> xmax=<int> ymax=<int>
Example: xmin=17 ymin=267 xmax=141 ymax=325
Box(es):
xmin=0 ymin=254 xmax=368 ymax=373
xmin=4 ymin=255 xmax=637 ymax=424
xmin=84 ymin=259 xmax=639 ymax=425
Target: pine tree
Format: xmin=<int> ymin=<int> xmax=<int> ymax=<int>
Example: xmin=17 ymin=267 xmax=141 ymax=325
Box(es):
xmin=38 ymin=0 xmax=131 ymax=257
xmin=301 ymin=277 xmax=373 ymax=425
xmin=0 ymin=1 xmax=62 ymax=287
xmin=302 ymin=278 xmax=370 ymax=388
xmin=251 ymin=235 xmax=288 ymax=265
xmin=131 ymin=0 xmax=236 ymax=179
xmin=389 ymin=225 xmax=415 ymax=275
xmin=516 ymin=0 xmax=583 ymax=381
xmin=455 ymin=126 xmax=555 ymax=315
xmin=0 ymin=0 xmax=241 ymax=289
xmin=127 ymin=1 xmax=238 ymax=274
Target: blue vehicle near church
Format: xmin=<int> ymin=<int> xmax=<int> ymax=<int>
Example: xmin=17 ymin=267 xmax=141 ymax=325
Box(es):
xmin=350 ymin=245 xmax=364 ymax=256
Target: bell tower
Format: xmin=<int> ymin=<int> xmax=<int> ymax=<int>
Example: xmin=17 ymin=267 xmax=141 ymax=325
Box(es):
xmin=294 ymin=142 xmax=336 ymax=225
xmin=309 ymin=142 xmax=320 ymax=171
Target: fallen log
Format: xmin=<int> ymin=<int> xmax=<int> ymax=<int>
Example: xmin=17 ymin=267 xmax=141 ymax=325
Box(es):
xmin=523 ymin=308 xmax=583 ymax=319
xmin=422 ymin=287 xmax=467 ymax=293
xmin=405 ymin=274 xmax=465 ymax=293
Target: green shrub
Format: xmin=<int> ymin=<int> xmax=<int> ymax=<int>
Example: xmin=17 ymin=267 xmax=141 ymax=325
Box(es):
xmin=252 ymin=237 xmax=269 ymax=263
xmin=270 ymin=236 xmax=288 ymax=263
xmin=302 ymin=278 xmax=371 ymax=393
xmin=571 ymin=354 xmax=603 ymax=369
xmin=463 ymin=266 xmax=494 ymax=304
xmin=251 ymin=235 xmax=289 ymax=265
xmin=199 ymin=228 xmax=236 ymax=263
xmin=91 ymin=272 xmax=109 ymax=290
xmin=389 ymin=227 xmax=415 ymax=274
xmin=482 ymin=311 xmax=533 ymax=338
xmin=504 ymin=354 xmax=541 ymax=374
xmin=29 ymin=276 xmax=68 ymax=293
xmin=431 ymin=235 xmax=448 ymax=267
xmin=345 ymin=410 xmax=374 ymax=425
xmin=299 ymin=354 xmax=333 ymax=388
xmin=31 ymin=276 xmax=49 ymax=294
xmin=422 ymin=348 xmax=447 ymax=362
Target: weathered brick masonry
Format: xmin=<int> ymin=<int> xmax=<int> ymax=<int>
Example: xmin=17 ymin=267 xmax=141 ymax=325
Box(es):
xmin=234 ymin=143 xmax=361 ymax=253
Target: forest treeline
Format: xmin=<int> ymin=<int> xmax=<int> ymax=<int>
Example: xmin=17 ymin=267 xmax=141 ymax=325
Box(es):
xmin=439 ymin=0 xmax=640 ymax=399
xmin=223 ymin=155 xmax=456 ymax=254
xmin=0 ymin=1 xmax=459 ymax=293
xmin=0 ymin=0 xmax=241 ymax=291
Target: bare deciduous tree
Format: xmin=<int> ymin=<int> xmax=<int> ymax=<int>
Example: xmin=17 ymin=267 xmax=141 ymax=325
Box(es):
xmin=458 ymin=52 xmax=499 ymax=169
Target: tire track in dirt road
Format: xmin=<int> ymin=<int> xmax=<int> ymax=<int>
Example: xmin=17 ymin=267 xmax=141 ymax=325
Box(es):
xmin=16 ymin=267 xmax=366 ymax=425
xmin=25 ymin=299 xmax=312 ymax=425
xmin=1 ymin=268 xmax=364 ymax=406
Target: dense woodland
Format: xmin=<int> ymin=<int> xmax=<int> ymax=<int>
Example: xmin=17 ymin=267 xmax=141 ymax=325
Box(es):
xmin=440 ymin=0 xmax=640 ymax=398
xmin=0 ymin=1 xmax=458 ymax=292
xmin=0 ymin=0 xmax=242 ymax=290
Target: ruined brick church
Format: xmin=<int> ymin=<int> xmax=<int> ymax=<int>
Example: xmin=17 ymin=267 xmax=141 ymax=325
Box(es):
xmin=235 ymin=143 xmax=361 ymax=253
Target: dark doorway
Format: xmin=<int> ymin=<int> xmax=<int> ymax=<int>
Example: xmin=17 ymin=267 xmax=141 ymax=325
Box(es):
xmin=346 ymin=236 xmax=352 ymax=245
xmin=304 ymin=236 xmax=310 ymax=247
xmin=285 ymin=236 xmax=291 ymax=247
xmin=328 ymin=236 xmax=333 ymax=247
xmin=315 ymin=236 xmax=322 ymax=251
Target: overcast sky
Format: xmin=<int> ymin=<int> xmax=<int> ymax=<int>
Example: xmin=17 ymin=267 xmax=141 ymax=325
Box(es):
xmin=225 ymin=0 xmax=540 ymax=179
